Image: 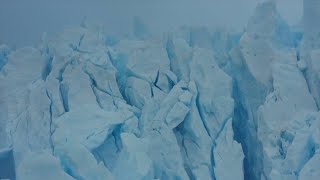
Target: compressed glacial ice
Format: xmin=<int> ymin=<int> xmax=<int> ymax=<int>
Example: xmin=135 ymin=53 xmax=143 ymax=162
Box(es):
xmin=0 ymin=0 xmax=320 ymax=180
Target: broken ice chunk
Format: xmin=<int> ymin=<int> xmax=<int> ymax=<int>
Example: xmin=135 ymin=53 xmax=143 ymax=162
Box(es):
xmin=178 ymin=91 xmax=193 ymax=106
xmin=52 ymin=105 xmax=134 ymax=150
xmin=299 ymin=151 xmax=320 ymax=180
xmin=112 ymin=133 xmax=153 ymax=180
xmin=125 ymin=77 xmax=152 ymax=109
xmin=165 ymin=102 xmax=190 ymax=129
xmin=214 ymin=119 xmax=244 ymax=180
xmin=55 ymin=143 xmax=114 ymax=180
xmin=17 ymin=152 xmax=74 ymax=180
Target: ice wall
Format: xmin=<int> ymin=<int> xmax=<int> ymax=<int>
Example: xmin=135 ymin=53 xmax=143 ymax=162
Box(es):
xmin=0 ymin=1 xmax=319 ymax=180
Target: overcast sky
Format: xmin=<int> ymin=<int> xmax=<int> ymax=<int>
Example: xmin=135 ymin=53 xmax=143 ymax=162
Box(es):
xmin=0 ymin=0 xmax=302 ymax=47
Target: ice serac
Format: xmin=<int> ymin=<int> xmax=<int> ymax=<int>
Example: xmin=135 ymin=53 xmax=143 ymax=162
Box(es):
xmin=166 ymin=37 xmax=244 ymax=179
xmin=214 ymin=120 xmax=244 ymax=180
xmin=0 ymin=47 xmax=52 ymax=172
xmin=264 ymin=112 xmax=320 ymax=180
xmin=300 ymin=0 xmax=320 ymax=108
xmin=109 ymin=39 xmax=174 ymax=106
xmin=138 ymin=82 xmax=191 ymax=180
xmin=228 ymin=2 xmax=275 ymax=179
xmin=178 ymin=81 xmax=212 ymax=179
xmin=190 ymin=48 xmax=234 ymax=140
xmin=236 ymin=0 xmax=320 ymax=179
xmin=257 ymin=61 xmax=318 ymax=179
xmin=227 ymin=1 xmax=310 ymax=179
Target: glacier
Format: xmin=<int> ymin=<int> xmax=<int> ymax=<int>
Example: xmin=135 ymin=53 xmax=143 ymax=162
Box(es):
xmin=0 ymin=0 xmax=320 ymax=180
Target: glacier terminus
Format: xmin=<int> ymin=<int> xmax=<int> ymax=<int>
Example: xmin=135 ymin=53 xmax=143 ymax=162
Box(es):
xmin=0 ymin=0 xmax=320 ymax=180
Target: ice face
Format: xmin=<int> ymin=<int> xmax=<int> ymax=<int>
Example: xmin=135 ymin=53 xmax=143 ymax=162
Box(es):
xmin=0 ymin=1 xmax=320 ymax=180
xmin=16 ymin=152 xmax=73 ymax=180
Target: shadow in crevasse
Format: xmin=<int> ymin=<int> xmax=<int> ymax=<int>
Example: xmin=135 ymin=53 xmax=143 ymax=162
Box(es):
xmin=0 ymin=147 xmax=16 ymax=180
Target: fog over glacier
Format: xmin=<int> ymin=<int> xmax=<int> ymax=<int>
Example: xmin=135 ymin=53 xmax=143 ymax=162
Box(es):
xmin=0 ymin=0 xmax=301 ymax=47
xmin=1 ymin=0 xmax=320 ymax=180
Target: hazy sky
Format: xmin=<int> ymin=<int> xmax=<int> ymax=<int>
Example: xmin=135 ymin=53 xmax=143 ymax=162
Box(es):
xmin=0 ymin=0 xmax=302 ymax=47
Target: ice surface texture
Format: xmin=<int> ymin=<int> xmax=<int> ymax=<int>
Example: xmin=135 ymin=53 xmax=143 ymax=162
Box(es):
xmin=0 ymin=0 xmax=320 ymax=180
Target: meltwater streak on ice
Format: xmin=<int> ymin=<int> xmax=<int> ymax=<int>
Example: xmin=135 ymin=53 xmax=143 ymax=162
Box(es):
xmin=0 ymin=0 xmax=320 ymax=180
